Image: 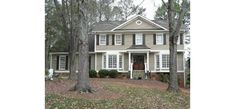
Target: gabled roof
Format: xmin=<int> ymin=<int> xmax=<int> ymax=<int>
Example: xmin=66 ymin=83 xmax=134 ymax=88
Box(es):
xmin=111 ymin=15 xmax=168 ymax=31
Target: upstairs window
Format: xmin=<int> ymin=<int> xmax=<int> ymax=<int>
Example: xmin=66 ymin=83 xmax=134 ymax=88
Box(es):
xmin=135 ymin=33 xmax=143 ymax=45
xmin=115 ymin=34 xmax=122 ymax=45
xmin=156 ymin=33 xmax=163 ymax=45
xmin=99 ymin=34 xmax=106 ymax=45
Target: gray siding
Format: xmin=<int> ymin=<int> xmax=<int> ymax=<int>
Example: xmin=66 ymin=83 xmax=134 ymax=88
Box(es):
xmin=177 ymin=52 xmax=184 ymax=71
xmin=96 ymin=53 xmax=103 ymax=70
xmin=149 ymin=53 xmax=155 ymax=71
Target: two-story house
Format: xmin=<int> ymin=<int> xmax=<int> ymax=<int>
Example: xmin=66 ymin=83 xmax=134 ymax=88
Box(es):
xmin=49 ymin=15 xmax=186 ymax=86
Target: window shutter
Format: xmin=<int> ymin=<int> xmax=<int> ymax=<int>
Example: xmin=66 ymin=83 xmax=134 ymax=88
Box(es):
xmin=56 ymin=55 xmax=59 ymax=70
xmin=96 ymin=34 xmax=99 ymax=45
xmin=65 ymin=55 xmax=68 ymax=70
xmin=143 ymin=34 xmax=145 ymax=45
xmin=163 ymin=33 xmax=166 ymax=45
xmin=153 ymin=34 xmax=156 ymax=45
xmin=112 ymin=34 xmax=115 ymax=45
xmin=122 ymin=34 xmax=124 ymax=45
xmin=106 ymin=34 xmax=109 ymax=45
xmin=133 ymin=34 xmax=135 ymax=45
xmin=180 ymin=33 xmax=183 ymax=44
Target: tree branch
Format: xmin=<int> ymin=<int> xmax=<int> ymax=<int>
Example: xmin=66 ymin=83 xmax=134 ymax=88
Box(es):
xmin=174 ymin=0 xmax=187 ymax=35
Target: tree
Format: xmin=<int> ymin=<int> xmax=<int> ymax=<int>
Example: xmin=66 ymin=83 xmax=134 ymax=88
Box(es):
xmin=118 ymin=0 xmax=146 ymax=20
xmin=166 ymin=0 xmax=188 ymax=92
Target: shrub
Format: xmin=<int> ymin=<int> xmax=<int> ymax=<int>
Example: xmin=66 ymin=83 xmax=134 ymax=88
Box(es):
xmin=98 ymin=69 xmax=109 ymax=78
xmin=89 ymin=70 xmax=97 ymax=78
xmin=109 ymin=70 xmax=118 ymax=78
xmin=159 ymin=73 xmax=169 ymax=83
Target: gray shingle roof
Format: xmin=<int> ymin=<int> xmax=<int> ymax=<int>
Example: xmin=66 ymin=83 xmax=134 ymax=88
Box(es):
xmin=92 ymin=19 xmax=185 ymax=31
xmin=92 ymin=21 xmax=125 ymax=31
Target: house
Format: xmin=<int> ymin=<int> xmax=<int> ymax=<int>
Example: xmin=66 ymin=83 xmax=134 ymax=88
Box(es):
xmin=49 ymin=15 xmax=186 ymax=87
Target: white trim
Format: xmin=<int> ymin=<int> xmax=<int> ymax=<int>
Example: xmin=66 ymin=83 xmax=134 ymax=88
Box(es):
xmin=114 ymin=34 xmax=122 ymax=45
xmin=111 ymin=15 xmax=168 ymax=31
xmin=99 ymin=34 xmax=106 ymax=45
xmin=54 ymin=70 xmax=79 ymax=73
xmin=93 ymin=30 xmax=169 ymax=33
xmin=136 ymin=20 xmax=142 ymax=25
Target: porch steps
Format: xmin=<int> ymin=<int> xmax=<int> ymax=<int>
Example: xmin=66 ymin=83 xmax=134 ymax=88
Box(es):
xmin=132 ymin=70 xmax=145 ymax=79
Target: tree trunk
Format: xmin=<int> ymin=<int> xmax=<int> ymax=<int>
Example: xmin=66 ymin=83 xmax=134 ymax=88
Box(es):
xmin=68 ymin=36 xmax=78 ymax=80
xmin=74 ymin=1 xmax=91 ymax=92
xmin=45 ymin=38 xmax=50 ymax=72
xmin=167 ymin=34 xmax=179 ymax=92
xmin=167 ymin=0 xmax=179 ymax=92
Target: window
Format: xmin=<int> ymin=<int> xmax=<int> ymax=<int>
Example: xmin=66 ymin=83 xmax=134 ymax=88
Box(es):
xmin=156 ymin=54 xmax=160 ymax=68
xmin=136 ymin=20 xmax=142 ymax=25
xmin=103 ymin=55 xmax=106 ymax=68
xmin=115 ymin=34 xmax=122 ymax=45
xmin=135 ymin=33 xmax=143 ymax=45
xmin=59 ymin=55 xmax=66 ymax=70
xmin=99 ymin=34 xmax=106 ymax=45
xmin=119 ymin=55 xmax=123 ymax=68
xmin=162 ymin=54 xmax=169 ymax=68
xmin=156 ymin=33 xmax=163 ymax=45
xmin=108 ymin=55 xmax=117 ymax=68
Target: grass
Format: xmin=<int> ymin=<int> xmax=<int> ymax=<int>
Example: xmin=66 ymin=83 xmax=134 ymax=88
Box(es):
xmin=46 ymin=83 xmax=190 ymax=109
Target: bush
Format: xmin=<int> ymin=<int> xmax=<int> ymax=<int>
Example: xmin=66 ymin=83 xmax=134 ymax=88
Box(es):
xmin=89 ymin=70 xmax=97 ymax=78
xmin=159 ymin=73 xmax=169 ymax=83
xmin=98 ymin=69 xmax=109 ymax=78
xmin=109 ymin=70 xmax=118 ymax=78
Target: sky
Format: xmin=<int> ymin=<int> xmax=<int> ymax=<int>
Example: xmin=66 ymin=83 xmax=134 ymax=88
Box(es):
xmin=133 ymin=0 xmax=164 ymax=20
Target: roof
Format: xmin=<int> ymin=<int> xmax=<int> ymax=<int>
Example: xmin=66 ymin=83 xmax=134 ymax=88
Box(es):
xmin=127 ymin=45 xmax=150 ymax=49
xmin=92 ymin=16 xmax=185 ymax=31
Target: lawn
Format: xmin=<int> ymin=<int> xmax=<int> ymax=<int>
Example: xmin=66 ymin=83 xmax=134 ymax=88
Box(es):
xmin=46 ymin=78 xmax=190 ymax=109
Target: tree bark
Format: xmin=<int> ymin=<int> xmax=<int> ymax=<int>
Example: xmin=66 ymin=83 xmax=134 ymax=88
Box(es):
xmin=74 ymin=0 xmax=91 ymax=92
xmin=45 ymin=38 xmax=50 ymax=72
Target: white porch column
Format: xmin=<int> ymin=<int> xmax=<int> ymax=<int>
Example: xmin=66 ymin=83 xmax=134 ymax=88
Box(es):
xmin=128 ymin=52 xmax=132 ymax=79
xmin=147 ymin=51 xmax=149 ymax=71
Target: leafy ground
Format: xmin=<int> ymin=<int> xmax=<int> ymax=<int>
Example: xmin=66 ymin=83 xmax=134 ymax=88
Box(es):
xmin=46 ymin=78 xmax=190 ymax=109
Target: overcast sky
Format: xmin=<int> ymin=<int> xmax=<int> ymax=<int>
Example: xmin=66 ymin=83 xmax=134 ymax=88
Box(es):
xmin=133 ymin=0 xmax=164 ymax=20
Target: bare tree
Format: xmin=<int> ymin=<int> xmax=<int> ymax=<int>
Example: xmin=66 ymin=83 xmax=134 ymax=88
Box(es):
xmin=167 ymin=0 xmax=187 ymax=92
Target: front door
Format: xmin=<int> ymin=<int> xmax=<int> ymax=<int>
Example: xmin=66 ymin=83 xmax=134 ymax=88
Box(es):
xmin=133 ymin=55 xmax=144 ymax=70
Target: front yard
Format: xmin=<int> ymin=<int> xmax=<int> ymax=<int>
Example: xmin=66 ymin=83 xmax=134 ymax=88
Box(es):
xmin=46 ymin=78 xmax=190 ymax=109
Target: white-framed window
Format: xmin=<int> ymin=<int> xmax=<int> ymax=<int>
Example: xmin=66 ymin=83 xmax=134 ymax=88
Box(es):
xmin=108 ymin=55 xmax=117 ymax=68
xmin=135 ymin=33 xmax=143 ymax=45
xmin=162 ymin=54 xmax=169 ymax=69
xmin=99 ymin=34 xmax=106 ymax=45
xmin=119 ymin=55 xmax=123 ymax=68
xmin=59 ymin=55 xmax=66 ymax=70
xmin=156 ymin=54 xmax=160 ymax=69
xmin=156 ymin=33 xmax=163 ymax=45
xmin=103 ymin=55 xmax=106 ymax=68
xmin=115 ymin=34 xmax=122 ymax=45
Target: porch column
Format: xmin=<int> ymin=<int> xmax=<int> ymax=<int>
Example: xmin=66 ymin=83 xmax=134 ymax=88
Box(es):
xmin=146 ymin=51 xmax=149 ymax=71
xmin=128 ymin=52 xmax=132 ymax=79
